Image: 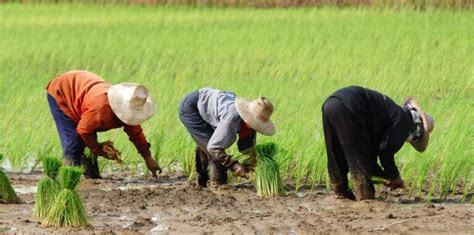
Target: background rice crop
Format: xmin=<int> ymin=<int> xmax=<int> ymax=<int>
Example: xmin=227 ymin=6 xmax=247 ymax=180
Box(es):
xmin=0 ymin=4 xmax=472 ymax=199
xmin=0 ymin=0 xmax=472 ymax=8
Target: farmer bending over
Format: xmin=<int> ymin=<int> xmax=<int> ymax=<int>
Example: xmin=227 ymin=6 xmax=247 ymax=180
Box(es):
xmin=322 ymin=86 xmax=434 ymax=200
xmin=179 ymin=88 xmax=275 ymax=187
xmin=46 ymin=70 xmax=161 ymax=179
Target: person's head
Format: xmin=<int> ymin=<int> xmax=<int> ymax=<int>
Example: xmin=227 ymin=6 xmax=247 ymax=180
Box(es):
xmin=403 ymin=97 xmax=434 ymax=152
xmin=107 ymin=83 xmax=156 ymax=126
xmin=235 ymin=96 xmax=275 ymax=136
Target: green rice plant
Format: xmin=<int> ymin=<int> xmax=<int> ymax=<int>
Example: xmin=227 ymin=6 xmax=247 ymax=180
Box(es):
xmin=34 ymin=157 xmax=62 ymax=219
xmin=181 ymin=148 xmax=196 ymax=182
xmin=371 ymin=176 xmax=389 ymax=185
xmin=44 ymin=166 xmax=88 ymax=227
xmin=0 ymin=5 xmax=472 ymax=200
xmin=255 ymin=143 xmax=285 ymax=197
xmin=29 ymin=141 xmax=54 ymax=173
xmin=0 ymin=169 xmax=20 ymax=203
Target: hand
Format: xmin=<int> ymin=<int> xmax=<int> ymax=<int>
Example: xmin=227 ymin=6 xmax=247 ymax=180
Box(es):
xmin=97 ymin=141 xmax=122 ymax=163
xmin=144 ymin=157 xmax=162 ymax=179
xmin=247 ymin=151 xmax=257 ymax=172
xmin=230 ymin=162 xmax=247 ymax=179
xmin=384 ymin=176 xmax=405 ymax=190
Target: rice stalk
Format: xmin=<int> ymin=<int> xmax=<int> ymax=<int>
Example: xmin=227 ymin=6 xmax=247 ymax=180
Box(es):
xmin=43 ymin=166 xmax=88 ymax=227
xmin=34 ymin=157 xmax=62 ymax=219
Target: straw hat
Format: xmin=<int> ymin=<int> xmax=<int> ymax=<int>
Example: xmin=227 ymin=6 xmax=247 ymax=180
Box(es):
xmin=235 ymin=97 xmax=275 ymax=136
xmin=403 ymin=97 xmax=434 ymax=152
xmin=107 ymin=83 xmax=156 ymax=126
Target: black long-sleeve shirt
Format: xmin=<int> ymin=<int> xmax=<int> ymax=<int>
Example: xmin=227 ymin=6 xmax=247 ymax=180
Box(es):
xmin=329 ymin=86 xmax=413 ymax=179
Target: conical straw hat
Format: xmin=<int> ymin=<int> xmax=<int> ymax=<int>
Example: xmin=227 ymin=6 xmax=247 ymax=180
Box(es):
xmin=107 ymin=83 xmax=156 ymax=126
xmin=403 ymin=97 xmax=434 ymax=152
xmin=235 ymin=97 xmax=275 ymax=136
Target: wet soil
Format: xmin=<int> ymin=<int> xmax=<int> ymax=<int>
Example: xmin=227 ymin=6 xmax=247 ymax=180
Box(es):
xmin=1 ymin=172 xmax=473 ymax=234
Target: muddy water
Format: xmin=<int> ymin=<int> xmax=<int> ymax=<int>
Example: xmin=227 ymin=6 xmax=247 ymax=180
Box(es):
xmin=0 ymin=172 xmax=472 ymax=233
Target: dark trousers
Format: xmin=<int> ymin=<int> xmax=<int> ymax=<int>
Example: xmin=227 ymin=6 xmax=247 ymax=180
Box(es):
xmin=47 ymin=93 xmax=100 ymax=178
xmin=47 ymin=93 xmax=85 ymax=163
xmin=179 ymin=91 xmax=227 ymax=186
xmin=322 ymin=97 xmax=375 ymax=200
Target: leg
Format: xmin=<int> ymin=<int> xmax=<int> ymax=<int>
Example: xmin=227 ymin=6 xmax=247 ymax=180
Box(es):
xmin=322 ymin=99 xmax=354 ymax=200
xmin=195 ymin=147 xmax=209 ymax=187
xmin=179 ymin=91 xmax=217 ymax=186
xmin=209 ymin=158 xmax=228 ymax=185
xmin=323 ymin=97 xmax=374 ymax=200
xmin=47 ymin=93 xmax=84 ymax=165
xmin=340 ymin=116 xmax=375 ymax=200
xmin=47 ymin=94 xmax=100 ymax=178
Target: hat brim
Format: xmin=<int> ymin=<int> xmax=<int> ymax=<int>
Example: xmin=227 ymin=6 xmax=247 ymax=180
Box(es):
xmin=403 ymin=96 xmax=429 ymax=152
xmin=235 ymin=97 xmax=275 ymax=136
xmin=107 ymin=83 xmax=156 ymax=126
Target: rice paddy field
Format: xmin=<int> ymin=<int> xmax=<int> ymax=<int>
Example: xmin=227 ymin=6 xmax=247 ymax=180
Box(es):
xmin=0 ymin=3 xmax=473 ymax=202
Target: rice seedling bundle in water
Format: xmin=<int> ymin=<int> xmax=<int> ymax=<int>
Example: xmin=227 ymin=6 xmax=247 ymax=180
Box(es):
xmin=44 ymin=166 xmax=88 ymax=227
xmin=34 ymin=157 xmax=62 ymax=219
xmin=255 ymin=143 xmax=285 ymax=197
xmin=0 ymin=169 xmax=20 ymax=204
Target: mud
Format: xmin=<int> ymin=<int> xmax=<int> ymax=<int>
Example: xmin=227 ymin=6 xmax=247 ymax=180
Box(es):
xmin=1 ymin=172 xmax=472 ymax=234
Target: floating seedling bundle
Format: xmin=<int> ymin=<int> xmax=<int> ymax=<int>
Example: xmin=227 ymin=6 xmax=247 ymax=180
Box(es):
xmin=0 ymin=153 xmax=20 ymax=204
xmin=255 ymin=143 xmax=285 ymax=197
xmin=44 ymin=166 xmax=88 ymax=227
xmin=34 ymin=157 xmax=62 ymax=219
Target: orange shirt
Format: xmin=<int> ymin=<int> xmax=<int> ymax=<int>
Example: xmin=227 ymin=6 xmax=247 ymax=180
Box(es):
xmin=47 ymin=70 xmax=151 ymax=157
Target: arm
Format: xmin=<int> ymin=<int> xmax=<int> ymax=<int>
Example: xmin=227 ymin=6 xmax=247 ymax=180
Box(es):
xmin=123 ymin=125 xmax=161 ymax=177
xmin=123 ymin=125 xmax=151 ymax=158
xmin=378 ymin=153 xmax=400 ymax=180
xmin=207 ymin=121 xmax=239 ymax=168
xmin=377 ymin=108 xmax=408 ymax=179
xmin=76 ymin=111 xmax=104 ymax=156
xmin=237 ymin=130 xmax=257 ymax=169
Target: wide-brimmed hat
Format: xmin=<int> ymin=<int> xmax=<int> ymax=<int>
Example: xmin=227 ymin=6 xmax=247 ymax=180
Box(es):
xmin=235 ymin=97 xmax=275 ymax=136
xmin=107 ymin=83 xmax=156 ymax=126
xmin=403 ymin=97 xmax=434 ymax=152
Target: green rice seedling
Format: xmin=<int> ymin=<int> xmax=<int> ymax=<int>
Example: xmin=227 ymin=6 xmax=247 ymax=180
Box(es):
xmin=44 ymin=166 xmax=88 ymax=227
xmin=0 ymin=169 xmax=20 ymax=203
xmin=34 ymin=157 xmax=62 ymax=219
xmin=30 ymin=141 xmax=54 ymax=173
xmin=255 ymin=143 xmax=285 ymax=197
xmin=371 ymin=176 xmax=389 ymax=185
xmin=0 ymin=5 xmax=472 ymax=200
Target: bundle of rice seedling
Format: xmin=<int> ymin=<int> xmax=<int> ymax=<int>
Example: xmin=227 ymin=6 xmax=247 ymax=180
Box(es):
xmin=0 ymin=169 xmax=20 ymax=204
xmin=44 ymin=166 xmax=88 ymax=227
xmin=100 ymin=140 xmax=122 ymax=163
xmin=34 ymin=157 xmax=62 ymax=219
xmin=255 ymin=143 xmax=285 ymax=197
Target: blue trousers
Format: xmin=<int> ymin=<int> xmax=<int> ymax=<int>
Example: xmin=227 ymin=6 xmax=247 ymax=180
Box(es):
xmin=47 ymin=93 xmax=85 ymax=163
